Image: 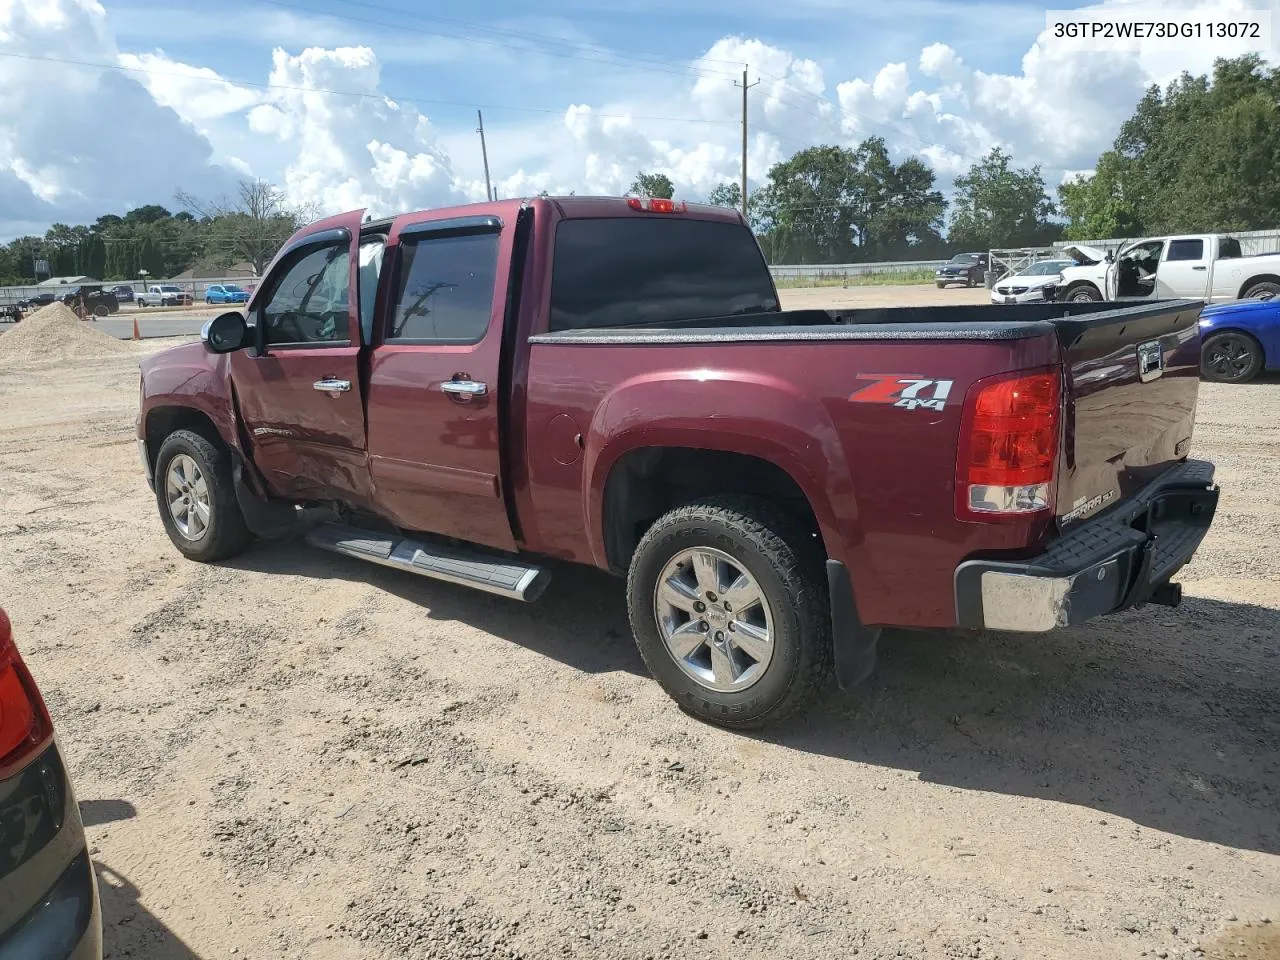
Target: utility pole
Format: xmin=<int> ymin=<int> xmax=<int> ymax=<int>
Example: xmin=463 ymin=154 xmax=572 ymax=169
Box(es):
xmin=735 ymin=67 xmax=761 ymax=221
xmin=476 ymin=109 xmax=495 ymax=202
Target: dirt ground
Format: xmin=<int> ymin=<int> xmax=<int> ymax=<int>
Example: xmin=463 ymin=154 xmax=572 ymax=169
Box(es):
xmin=1 ymin=284 xmax=1277 ymax=960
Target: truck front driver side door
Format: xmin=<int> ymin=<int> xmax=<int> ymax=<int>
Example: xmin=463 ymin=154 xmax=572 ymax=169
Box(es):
xmin=230 ymin=211 xmax=373 ymax=506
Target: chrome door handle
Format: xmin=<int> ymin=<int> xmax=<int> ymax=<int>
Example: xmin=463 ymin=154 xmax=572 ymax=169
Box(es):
xmin=313 ymin=378 xmax=351 ymax=393
xmin=441 ymin=379 xmax=487 ymax=397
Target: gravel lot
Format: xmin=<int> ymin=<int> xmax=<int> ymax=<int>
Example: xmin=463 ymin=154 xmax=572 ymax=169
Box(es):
xmin=0 ymin=285 xmax=1276 ymax=960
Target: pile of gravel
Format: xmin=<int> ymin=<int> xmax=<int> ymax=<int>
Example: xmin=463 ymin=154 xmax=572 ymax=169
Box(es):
xmin=0 ymin=303 xmax=136 ymax=367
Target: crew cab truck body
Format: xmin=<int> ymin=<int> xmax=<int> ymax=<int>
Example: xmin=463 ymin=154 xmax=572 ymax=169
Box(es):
xmin=1055 ymin=234 xmax=1280 ymax=304
xmin=137 ymin=197 xmax=1220 ymax=727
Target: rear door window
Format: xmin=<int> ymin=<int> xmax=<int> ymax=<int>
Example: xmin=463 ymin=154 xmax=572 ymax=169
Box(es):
xmin=549 ymin=218 xmax=778 ymax=331
xmin=387 ymin=232 xmax=499 ymax=344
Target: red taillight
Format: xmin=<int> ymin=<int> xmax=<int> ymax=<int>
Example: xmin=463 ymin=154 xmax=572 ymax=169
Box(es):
xmin=626 ymin=197 xmax=687 ymax=214
xmin=956 ymin=369 xmax=1061 ymax=519
xmin=0 ymin=610 xmax=54 ymax=777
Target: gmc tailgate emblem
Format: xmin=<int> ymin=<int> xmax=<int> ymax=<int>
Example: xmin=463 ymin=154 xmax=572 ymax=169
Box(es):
xmin=1137 ymin=341 xmax=1164 ymax=382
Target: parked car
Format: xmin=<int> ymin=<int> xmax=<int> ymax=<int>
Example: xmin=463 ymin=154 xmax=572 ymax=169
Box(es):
xmin=935 ymin=252 xmax=989 ymax=288
xmin=0 ymin=301 xmax=20 ymax=322
xmin=1055 ymin=235 xmax=1280 ymax=303
xmin=137 ymin=285 xmax=193 ymax=308
xmin=111 ymin=285 xmax=135 ymax=303
xmin=137 ymin=197 xmax=1220 ymax=728
xmin=1197 ymin=293 xmax=1280 ymax=383
xmin=20 ymin=292 xmax=58 ymax=311
xmin=989 ymin=259 xmax=1075 ymax=304
xmin=59 ymin=286 xmax=119 ymax=318
xmin=204 ymin=284 xmax=250 ymax=305
xmin=0 ymin=608 xmax=102 ymax=958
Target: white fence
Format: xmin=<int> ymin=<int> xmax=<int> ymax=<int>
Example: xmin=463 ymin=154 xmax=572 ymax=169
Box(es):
xmin=768 ymin=259 xmax=945 ymax=280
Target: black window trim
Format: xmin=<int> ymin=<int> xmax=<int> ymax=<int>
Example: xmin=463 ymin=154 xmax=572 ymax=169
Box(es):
xmin=382 ymin=224 xmax=503 ymax=347
xmin=254 ymin=228 xmax=355 ymax=352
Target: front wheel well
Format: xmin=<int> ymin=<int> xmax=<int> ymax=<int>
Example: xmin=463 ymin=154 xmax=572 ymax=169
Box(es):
xmin=601 ymin=447 xmax=824 ymax=573
xmin=1238 ymin=274 xmax=1280 ymax=298
xmin=144 ymin=406 xmax=224 ymax=473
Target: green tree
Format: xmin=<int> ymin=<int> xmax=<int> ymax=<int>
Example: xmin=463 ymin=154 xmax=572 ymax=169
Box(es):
xmin=77 ymin=234 xmax=107 ymax=278
xmin=755 ymin=140 xmax=946 ymax=263
xmin=1058 ymin=152 xmax=1141 ymax=241
xmin=178 ymin=179 xmax=308 ymax=274
xmin=707 ymin=182 xmax=742 ymax=208
xmin=629 ymin=171 xmax=675 ymax=199
xmin=1061 ymin=55 xmax=1280 ymax=238
xmin=0 ymin=246 xmax=19 ymax=284
xmin=948 ymin=148 xmax=1057 ymax=249
xmin=138 ymin=234 xmax=165 ymax=280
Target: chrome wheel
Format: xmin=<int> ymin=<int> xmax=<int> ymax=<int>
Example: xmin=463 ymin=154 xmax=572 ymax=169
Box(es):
xmin=165 ymin=454 xmax=211 ymax=540
xmin=654 ymin=547 xmax=774 ymax=692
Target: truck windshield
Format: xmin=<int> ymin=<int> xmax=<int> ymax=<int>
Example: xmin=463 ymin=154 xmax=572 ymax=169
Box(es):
xmin=549 ymin=217 xmax=778 ymax=331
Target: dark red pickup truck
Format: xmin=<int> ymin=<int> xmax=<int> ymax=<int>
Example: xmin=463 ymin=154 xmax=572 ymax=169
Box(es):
xmin=137 ymin=197 xmax=1219 ymax=727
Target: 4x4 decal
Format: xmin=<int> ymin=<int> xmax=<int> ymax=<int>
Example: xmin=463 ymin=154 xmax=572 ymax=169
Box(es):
xmin=849 ymin=375 xmax=955 ymax=412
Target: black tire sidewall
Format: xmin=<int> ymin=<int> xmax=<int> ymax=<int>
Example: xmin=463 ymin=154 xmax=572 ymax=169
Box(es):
xmin=153 ymin=430 xmax=244 ymax=561
xmin=628 ymin=513 xmax=812 ymax=726
xmin=1068 ymin=284 xmax=1100 ymax=302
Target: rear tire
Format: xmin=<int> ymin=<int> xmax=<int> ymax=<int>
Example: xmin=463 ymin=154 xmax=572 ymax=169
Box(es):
xmin=1242 ymin=279 xmax=1280 ymax=300
xmin=92 ymin=304 xmax=109 ymax=318
xmin=154 ymin=429 xmax=253 ymax=562
xmin=626 ymin=496 xmax=832 ymax=729
xmin=1202 ymin=331 xmax=1264 ymax=383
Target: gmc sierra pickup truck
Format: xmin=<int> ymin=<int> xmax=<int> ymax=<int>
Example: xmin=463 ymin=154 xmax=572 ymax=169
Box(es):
xmin=137 ymin=197 xmax=1220 ymax=727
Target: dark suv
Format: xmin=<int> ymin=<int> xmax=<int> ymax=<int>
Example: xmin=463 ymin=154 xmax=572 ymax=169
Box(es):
xmin=0 ymin=608 xmax=101 ymax=958
xmin=935 ymin=252 xmax=989 ymax=288
xmin=59 ymin=286 xmax=120 ymax=319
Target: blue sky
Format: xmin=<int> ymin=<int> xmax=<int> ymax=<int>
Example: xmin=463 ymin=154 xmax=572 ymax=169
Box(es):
xmin=1 ymin=0 xmax=1276 ymax=237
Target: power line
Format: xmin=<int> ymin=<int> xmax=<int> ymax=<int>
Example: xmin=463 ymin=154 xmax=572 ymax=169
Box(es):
xmin=0 ymin=51 xmax=737 ymax=126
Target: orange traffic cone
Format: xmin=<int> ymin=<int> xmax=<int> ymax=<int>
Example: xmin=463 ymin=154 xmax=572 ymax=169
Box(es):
xmin=132 ymin=318 xmax=141 ymax=341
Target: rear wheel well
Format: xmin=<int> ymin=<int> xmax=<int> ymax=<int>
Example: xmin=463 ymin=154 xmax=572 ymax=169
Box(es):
xmin=145 ymin=407 xmax=224 ymax=472
xmin=1238 ymin=274 xmax=1280 ymax=298
xmin=602 ymin=447 xmax=824 ymax=573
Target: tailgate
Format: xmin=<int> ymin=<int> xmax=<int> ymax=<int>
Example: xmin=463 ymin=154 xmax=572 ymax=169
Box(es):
xmin=1055 ymin=300 xmax=1204 ymax=526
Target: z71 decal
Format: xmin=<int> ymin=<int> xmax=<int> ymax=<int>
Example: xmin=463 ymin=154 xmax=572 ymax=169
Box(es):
xmin=849 ymin=374 xmax=955 ymax=412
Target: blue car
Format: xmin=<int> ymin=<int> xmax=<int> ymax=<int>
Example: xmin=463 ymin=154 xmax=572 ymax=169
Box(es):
xmin=204 ymin=284 xmax=250 ymax=305
xmin=1199 ymin=294 xmax=1280 ymax=383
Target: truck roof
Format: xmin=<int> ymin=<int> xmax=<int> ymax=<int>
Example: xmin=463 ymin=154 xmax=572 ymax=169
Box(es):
xmin=359 ymin=195 xmax=747 ymax=233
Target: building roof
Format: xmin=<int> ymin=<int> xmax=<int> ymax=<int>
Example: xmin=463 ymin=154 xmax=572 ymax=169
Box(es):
xmin=37 ymin=275 xmax=98 ymax=286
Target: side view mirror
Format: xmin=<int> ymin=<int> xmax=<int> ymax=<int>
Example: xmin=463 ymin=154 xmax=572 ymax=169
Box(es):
xmin=201 ymin=311 xmax=249 ymax=353
xmin=1105 ymin=252 xmax=1115 ymax=263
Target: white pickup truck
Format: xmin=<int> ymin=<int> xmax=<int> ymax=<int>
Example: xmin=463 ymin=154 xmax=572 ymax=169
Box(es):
xmin=1054 ymin=235 xmax=1280 ymax=304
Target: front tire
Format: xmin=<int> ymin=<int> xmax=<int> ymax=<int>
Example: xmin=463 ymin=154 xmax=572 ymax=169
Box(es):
xmin=154 ymin=429 xmax=253 ymax=562
xmin=1065 ymin=283 xmax=1102 ymax=302
xmin=1202 ymin=331 xmax=1264 ymax=383
xmin=627 ymin=497 xmax=832 ymax=728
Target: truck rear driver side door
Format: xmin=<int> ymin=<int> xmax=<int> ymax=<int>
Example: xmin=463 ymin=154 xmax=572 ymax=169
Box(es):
xmin=230 ymin=211 xmax=372 ymax=505
xmin=364 ymin=213 xmax=517 ymax=552
xmin=1157 ymin=238 xmax=1211 ymax=300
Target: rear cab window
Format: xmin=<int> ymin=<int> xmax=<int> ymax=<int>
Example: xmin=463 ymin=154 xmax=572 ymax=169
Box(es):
xmin=549 ymin=217 xmax=778 ymax=331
